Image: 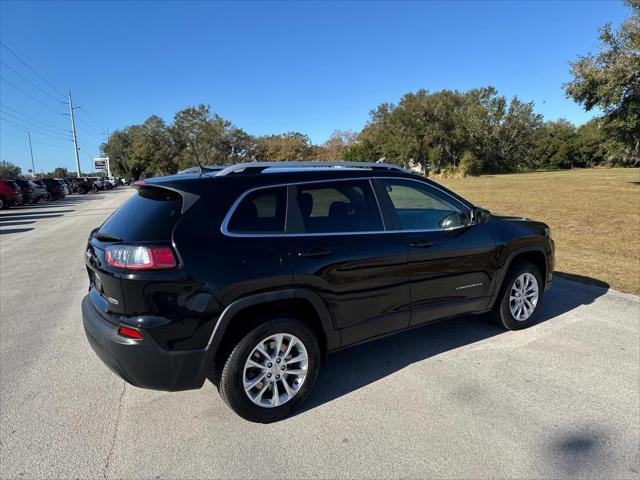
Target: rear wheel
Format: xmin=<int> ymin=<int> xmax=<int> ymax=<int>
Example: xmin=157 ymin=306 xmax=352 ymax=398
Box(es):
xmin=491 ymin=261 xmax=543 ymax=330
xmin=0 ymin=198 xmax=6 ymax=209
xmin=218 ymin=317 xmax=320 ymax=423
xmin=77 ymin=186 xmax=87 ymax=195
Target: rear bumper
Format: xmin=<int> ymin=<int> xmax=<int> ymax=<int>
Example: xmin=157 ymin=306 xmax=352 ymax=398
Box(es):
xmin=82 ymin=294 xmax=211 ymax=391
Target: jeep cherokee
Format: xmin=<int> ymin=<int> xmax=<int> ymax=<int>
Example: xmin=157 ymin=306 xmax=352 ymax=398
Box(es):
xmin=82 ymin=161 xmax=554 ymax=422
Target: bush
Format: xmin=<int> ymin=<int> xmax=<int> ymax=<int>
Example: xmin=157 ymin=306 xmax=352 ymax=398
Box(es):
xmin=459 ymin=151 xmax=482 ymax=176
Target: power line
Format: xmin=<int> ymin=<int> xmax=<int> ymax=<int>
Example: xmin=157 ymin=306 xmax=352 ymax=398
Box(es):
xmin=76 ymin=139 xmax=100 ymax=157
xmin=0 ymin=77 xmax=64 ymax=115
xmin=77 ymin=107 xmax=106 ymax=132
xmin=1 ymin=116 xmax=72 ymax=141
xmin=75 ymin=114 xmax=105 ymax=136
xmin=0 ymin=41 xmax=66 ymax=100
xmin=0 ymin=114 xmax=71 ymax=139
xmin=0 ymin=128 xmax=69 ymax=149
xmin=0 ymin=103 xmax=68 ymax=132
xmin=0 ymin=60 xmax=63 ymax=104
xmin=75 ymin=124 xmax=104 ymax=141
xmin=1 ymin=110 xmax=70 ymax=136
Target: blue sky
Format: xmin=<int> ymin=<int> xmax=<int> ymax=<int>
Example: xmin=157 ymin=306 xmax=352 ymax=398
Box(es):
xmin=0 ymin=0 xmax=630 ymax=174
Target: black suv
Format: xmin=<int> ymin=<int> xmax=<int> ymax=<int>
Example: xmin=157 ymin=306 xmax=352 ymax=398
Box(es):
xmin=82 ymin=162 xmax=554 ymax=422
xmin=42 ymin=178 xmax=66 ymax=200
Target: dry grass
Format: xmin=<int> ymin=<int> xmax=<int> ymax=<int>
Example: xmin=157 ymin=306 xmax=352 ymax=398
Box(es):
xmin=437 ymin=168 xmax=640 ymax=295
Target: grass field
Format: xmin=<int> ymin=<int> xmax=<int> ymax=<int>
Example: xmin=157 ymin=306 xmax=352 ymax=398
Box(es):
xmin=438 ymin=168 xmax=640 ymax=295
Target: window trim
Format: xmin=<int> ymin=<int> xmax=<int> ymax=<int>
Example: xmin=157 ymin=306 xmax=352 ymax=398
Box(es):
xmin=220 ymin=176 xmax=472 ymax=238
xmin=224 ymin=185 xmax=289 ymax=236
xmin=374 ymin=177 xmax=471 ymax=232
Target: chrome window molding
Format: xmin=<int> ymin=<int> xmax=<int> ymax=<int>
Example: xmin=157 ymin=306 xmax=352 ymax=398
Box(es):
xmin=220 ymin=176 xmax=471 ymax=238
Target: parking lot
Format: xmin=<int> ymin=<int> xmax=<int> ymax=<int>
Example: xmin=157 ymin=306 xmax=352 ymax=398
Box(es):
xmin=0 ymin=188 xmax=638 ymax=479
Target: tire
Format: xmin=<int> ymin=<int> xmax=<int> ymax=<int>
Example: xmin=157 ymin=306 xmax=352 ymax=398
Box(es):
xmin=491 ymin=261 xmax=544 ymax=330
xmin=218 ymin=317 xmax=321 ymax=423
xmin=0 ymin=198 xmax=5 ymax=209
xmin=77 ymin=186 xmax=87 ymax=195
xmin=31 ymin=198 xmax=39 ymax=204
xmin=45 ymin=192 xmax=52 ymax=201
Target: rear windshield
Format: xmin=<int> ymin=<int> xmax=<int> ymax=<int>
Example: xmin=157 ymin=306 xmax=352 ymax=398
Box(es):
xmin=99 ymin=187 xmax=183 ymax=241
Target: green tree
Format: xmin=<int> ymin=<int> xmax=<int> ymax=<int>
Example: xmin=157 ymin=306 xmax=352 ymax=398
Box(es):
xmin=534 ymin=120 xmax=577 ymax=169
xmin=459 ymin=150 xmax=482 ymax=176
xmin=254 ymin=132 xmax=312 ymax=161
xmin=0 ymin=160 xmax=22 ymax=179
xmin=565 ymin=0 xmax=640 ymax=164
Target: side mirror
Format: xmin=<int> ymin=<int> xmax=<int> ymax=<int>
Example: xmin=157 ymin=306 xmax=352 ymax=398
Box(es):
xmin=469 ymin=206 xmax=490 ymax=225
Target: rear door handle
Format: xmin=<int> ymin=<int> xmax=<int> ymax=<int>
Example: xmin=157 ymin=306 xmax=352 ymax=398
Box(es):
xmin=410 ymin=240 xmax=435 ymax=249
xmin=298 ymin=248 xmax=333 ymax=258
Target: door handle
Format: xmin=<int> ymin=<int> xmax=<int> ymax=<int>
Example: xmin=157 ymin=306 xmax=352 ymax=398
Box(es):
xmin=298 ymin=248 xmax=333 ymax=258
xmin=410 ymin=240 xmax=435 ymax=249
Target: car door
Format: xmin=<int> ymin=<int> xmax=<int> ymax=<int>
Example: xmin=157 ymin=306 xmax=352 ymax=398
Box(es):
xmin=287 ymin=178 xmax=410 ymax=346
xmin=374 ymin=178 xmax=498 ymax=326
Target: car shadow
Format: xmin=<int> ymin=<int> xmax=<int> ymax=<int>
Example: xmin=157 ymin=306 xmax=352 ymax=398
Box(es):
xmin=0 ymin=213 xmax=65 ymax=222
xmin=0 ymin=220 xmax=36 ymax=227
xmin=0 ymin=210 xmax=74 ymax=217
xmin=0 ymin=228 xmax=34 ymax=235
xmin=295 ymin=275 xmax=609 ymax=416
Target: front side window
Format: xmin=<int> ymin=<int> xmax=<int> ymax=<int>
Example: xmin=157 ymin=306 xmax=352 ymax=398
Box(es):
xmin=381 ymin=179 xmax=467 ymax=230
xmin=294 ymin=180 xmax=383 ymax=234
xmin=227 ymin=186 xmax=287 ymax=234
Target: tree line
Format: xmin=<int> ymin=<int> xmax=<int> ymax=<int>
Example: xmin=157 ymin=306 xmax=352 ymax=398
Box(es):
xmin=99 ymin=1 xmax=637 ymax=179
xmin=3 ymin=1 xmax=636 ymax=180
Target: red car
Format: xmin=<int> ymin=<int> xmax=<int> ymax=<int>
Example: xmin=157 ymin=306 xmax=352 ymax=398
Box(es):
xmin=0 ymin=179 xmax=23 ymax=209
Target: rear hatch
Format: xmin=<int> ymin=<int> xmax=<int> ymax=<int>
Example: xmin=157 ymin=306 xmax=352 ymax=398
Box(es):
xmin=86 ymin=183 xmax=190 ymax=316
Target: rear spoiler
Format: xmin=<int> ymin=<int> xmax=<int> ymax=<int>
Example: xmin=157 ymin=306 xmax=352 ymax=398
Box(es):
xmin=133 ymin=181 xmax=200 ymax=214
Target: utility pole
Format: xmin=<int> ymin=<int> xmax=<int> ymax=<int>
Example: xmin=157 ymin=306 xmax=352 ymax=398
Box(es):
xmin=27 ymin=131 xmax=35 ymax=177
xmin=67 ymin=91 xmax=81 ymax=177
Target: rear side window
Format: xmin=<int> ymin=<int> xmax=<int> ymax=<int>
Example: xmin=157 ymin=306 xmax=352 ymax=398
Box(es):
xmin=294 ymin=180 xmax=383 ymax=234
xmin=99 ymin=187 xmax=182 ymax=241
xmin=227 ymin=186 xmax=286 ymax=234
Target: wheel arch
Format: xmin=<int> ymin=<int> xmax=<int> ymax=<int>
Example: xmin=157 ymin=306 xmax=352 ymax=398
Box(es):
xmin=207 ymin=289 xmax=341 ymax=363
xmin=488 ymin=246 xmax=548 ymax=309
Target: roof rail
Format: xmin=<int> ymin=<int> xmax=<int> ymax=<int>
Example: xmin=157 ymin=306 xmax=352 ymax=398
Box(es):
xmin=215 ymin=161 xmax=409 ymax=176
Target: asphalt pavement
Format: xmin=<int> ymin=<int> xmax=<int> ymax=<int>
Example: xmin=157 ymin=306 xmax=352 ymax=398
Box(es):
xmin=1 ymin=188 xmax=638 ymax=479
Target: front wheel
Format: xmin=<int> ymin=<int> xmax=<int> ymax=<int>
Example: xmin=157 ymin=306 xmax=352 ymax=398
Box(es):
xmin=491 ymin=262 xmax=543 ymax=330
xmin=218 ymin=317 xmax=321 ymax=423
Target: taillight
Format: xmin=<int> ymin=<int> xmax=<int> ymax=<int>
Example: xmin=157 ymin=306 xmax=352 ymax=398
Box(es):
xmin=105 ymin=245 xmax=177 ymax=270
xmin=118 ymin=325 xmax=143 ymax=340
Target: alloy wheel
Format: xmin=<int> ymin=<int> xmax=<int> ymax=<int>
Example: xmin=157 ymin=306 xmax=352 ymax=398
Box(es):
xmin=509 ymin=272 xmax=539 ymax=321
xmin=243 ymin=333 xmax=309 ymax=408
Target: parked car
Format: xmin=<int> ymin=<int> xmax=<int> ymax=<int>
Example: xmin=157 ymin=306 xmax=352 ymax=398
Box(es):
xmin=55 ymin=178 xmax=70 ymax=196
xmin=88 ymin=177 xmax=105 ymax=190
xmin=82 ymin=161 xmax=555 ymax=423
xmin=0 ymin=179 xmax=23 ymax=209
xmin=29 ymin=179 xmax=48 ymax=203
xmin=42 ymin=178 xmax=66 ymax=200
xmin=64 ymin=177 xmax=94 ymax=194
xmin=13 ymin=179 xmax=42 ymax=204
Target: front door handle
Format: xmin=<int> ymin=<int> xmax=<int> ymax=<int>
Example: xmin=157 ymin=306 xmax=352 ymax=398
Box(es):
xmin=298 ymin=248 xmax=333 ymax=258
xmin=410 ymin=240 xmax=435 ymax=249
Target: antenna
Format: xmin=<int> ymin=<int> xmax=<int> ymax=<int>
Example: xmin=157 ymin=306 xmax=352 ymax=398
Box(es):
xmin=189 ymin=139 xmax=204 ymax=174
